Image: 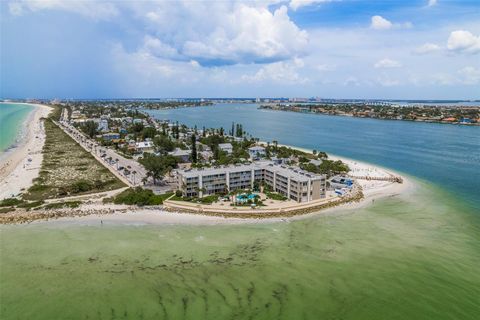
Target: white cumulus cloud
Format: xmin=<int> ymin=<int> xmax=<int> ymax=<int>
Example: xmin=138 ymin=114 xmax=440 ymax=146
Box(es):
xmin=374 ymin=58 xmax=402 ymax=68
xmin=289 ymin=0 xmax=333 ymax=11
xmin=143 ymin=36 xmax=179 ymax=59
xmin=180 ymin=4 xmax=308 ymax=65
xmin=241 ymin=58 xmax=307 ymax=83
xmin=370 ymin=15 xmax=392 ymax=30
xmin=447 ymin=30 xmax=480 ymax=54
xmin=8 ymin=1 xmax=309 ymax=66
xmin=414 ymin=43 xmax=441 ymax=54
xmin=8 ymin=0 xmax=119 ymax=20
xmin=458 ymin=66 xmax=480 ymax=85
xmin=370 ymin=15 xmax=412 ymax=30
xmin=139 ymin=2 xmax=309 ymax=66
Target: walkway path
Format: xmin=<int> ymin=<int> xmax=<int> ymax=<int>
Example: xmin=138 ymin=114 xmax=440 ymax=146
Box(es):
xmin=163 ymin=183 xmax=363 ymax=217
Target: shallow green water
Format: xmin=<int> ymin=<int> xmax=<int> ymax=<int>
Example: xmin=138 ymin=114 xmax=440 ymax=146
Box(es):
xmin=0 ymin=103 xmax=33 ymax=153
xmin=1 ymin=182 xmax=479 ymax=319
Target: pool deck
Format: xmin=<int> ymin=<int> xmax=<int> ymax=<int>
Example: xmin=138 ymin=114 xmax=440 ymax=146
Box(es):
xmin=163 ymin=187 xmax=363 ymax=217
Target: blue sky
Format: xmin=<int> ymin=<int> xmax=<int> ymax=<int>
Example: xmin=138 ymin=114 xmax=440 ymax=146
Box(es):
xmin=1 ymin=0 xmax=479 ymax=99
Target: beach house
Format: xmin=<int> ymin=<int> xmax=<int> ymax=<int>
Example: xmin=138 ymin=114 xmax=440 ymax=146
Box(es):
xmin=248 ymin=146 xmax=266 ymax=160
xmin=135 ymin=140 xmax=154 ymax=153
xmin=169 ymin=148 xmax=191 ymax=163
xmin=219 ymin=143 xmax=233 ymax=154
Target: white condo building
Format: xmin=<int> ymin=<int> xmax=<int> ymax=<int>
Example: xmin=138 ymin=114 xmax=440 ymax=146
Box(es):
xmin=177 ymin=161 xmax=326 ymax=203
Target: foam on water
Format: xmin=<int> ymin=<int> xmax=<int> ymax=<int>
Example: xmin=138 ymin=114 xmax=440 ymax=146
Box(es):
xmin=0 ymin=103 xmax=34 ymax=154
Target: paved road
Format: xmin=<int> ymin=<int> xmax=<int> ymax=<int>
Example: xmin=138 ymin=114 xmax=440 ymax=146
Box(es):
xmin=57 ymin=109 xmax=146 ymax=187
xmin=57 ymin=108 xmax=176 ymax=194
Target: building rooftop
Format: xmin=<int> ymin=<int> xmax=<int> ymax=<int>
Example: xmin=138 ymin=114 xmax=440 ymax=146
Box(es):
xmin=136 ymin=141 xmax=153 ymax=148
xmin=218 ymin=143 xmax=233 ymax=149
xmin=178 ymin=161 xmax=324 ymax=181
xmin=169 ymin=148 xmax=191 ymax=157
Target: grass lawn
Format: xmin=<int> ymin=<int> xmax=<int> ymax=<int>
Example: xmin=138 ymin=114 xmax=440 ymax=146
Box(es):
xmin=23 ymin=119 xmax=126 ymax=201
xmin=265 ymin=191 xmax=288 ymax=201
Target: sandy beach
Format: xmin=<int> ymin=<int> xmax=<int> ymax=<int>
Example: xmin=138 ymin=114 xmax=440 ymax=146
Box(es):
xmin=275 ymin=142 xmax=413 ymax=201
xmin=0 ymin=103 xmax=52 ymax=199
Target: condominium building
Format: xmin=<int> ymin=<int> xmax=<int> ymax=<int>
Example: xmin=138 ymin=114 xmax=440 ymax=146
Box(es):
xmin=176 ymin=161 xmax=326 ymax=202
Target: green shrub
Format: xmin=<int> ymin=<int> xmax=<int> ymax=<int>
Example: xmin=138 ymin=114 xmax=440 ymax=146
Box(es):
xmin=0 ymin=198 xmax=24 ymax=207
xmin=17 ymin=201 xmax=45 ymax=210
xmin=266 ymin=191 xmax=288 ymax=201
xmin=71 ymin=180 xmax=94 ymax=193
xmin=28 ymin=185 xmax=48 ymax=192
xmin=43 ymin=201 xmax=81 ymax=210
xmin=0 ymin=207 xmax=15 ymax=214
xmin=111 ymin=188 xmax=172 ymax=206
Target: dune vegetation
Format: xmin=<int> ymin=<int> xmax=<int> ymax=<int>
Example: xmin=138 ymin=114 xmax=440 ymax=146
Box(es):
xmin=23 ymin=119 xmax=125 ymax=201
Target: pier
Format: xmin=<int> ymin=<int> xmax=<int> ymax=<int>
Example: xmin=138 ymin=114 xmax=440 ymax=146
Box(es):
xmin=348 ymin=175 xmax=403 ymax=183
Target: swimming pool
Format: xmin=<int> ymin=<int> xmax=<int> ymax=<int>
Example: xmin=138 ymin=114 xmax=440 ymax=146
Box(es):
xmin=236 ymin=193 xmax=258 ymax=202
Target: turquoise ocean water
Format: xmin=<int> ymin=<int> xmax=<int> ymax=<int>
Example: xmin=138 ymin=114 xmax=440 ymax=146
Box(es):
xmin=0 ymin=103 xmax=34 ymax=154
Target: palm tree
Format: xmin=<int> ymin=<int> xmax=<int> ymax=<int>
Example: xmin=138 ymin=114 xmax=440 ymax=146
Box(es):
xmin=132 ymin=170 xmax=137 ymax=186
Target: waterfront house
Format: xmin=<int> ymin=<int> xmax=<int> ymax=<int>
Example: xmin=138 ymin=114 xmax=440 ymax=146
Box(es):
xmin=71 ymin=110 xmax=82 ymax=119
xmin=98 ymin=119 xmax=109 ymax=132
xmin=219 ymin=143 xmax=233 ymax=154
xmin=196 ymin=142 xmax=211 ymax=152
xmin=248 ymin=146 xmax=266 ymax=160
xmin=169 ymin=148 xmax=191 ymax=163
xmin=135 ymin=140 xmax=154 ymax=153
xmin=459 ymin=118 xmax=473 ymax=124
xmin=199 ymin=150 xmax=213 ymax=162
xmin=329 ymin=176 xmax=353 ymax=190
xmin=102 ymin=133 xmax=120 ymax=141
xmin=271 ymin=157 xmax=288 ymax=165
xmin=443 ymin=117 xmax=456 ymax=122
xmin=127 ymin=140 xmax=136 ymax=151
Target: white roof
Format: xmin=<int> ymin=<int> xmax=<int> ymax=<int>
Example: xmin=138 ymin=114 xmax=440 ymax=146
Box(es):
xmin=136 ymin=141 xmax=153 ymax=148
xmin=169 ymin=148 xmax=191 ymax=157
xmin=178 ymin=160 xmax=324 ymax=182
xmin=219 ymin=143 xmax=233 ymax=149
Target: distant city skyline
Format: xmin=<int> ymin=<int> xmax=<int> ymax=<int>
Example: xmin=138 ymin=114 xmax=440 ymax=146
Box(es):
xmin=1 ymin=0 xmax=479 ymax=99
